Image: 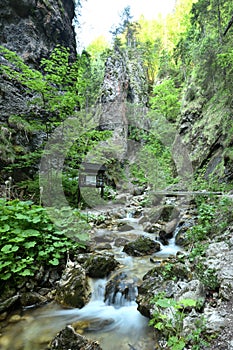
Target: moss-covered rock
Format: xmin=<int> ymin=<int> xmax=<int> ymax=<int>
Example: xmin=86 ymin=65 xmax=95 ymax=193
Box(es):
xmin=55 ymin=264 xmax=90 ymax=308
xmin=84 ymin=253 xmax=119 ymax=278
xmin=123 ymin=236 xmax=161 ymax=256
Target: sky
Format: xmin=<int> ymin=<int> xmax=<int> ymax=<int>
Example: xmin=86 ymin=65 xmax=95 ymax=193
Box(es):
xmin=76 ymin=0 xmax=176 ymax=51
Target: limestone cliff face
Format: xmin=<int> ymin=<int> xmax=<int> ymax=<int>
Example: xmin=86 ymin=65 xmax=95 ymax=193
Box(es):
xmin=98 ymin=48 xmax=149 ymax=160
xmin=177 ymin=86 xmax=233 ymax=182
xmin=0 ymin=0 xmax=76 ymax=65
xmin=0 ymin=0 xmax=77 ymax=179
xmin=0 ymin=0 xmax=77 ymax=121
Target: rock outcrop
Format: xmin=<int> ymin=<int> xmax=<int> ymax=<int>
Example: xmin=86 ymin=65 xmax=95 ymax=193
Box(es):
xmin=55 ymin=264 xmax=91 ymax=308
xmin=0 ymin=0 xmax=77 ymax=115
xmin=0 ymin=0 xmax=77 ymax=117
xmin=96 ymin=47 xmax=149 ymax=163
xmin=0 ymin=0 xmax=76 ymax=66
xmin=0 ymin=0 xmax=78 ymax=178
xmin=123 ymin=236 xmax=161 ymax=256
xmin=177 ymin=84 xmax=233 ymax=181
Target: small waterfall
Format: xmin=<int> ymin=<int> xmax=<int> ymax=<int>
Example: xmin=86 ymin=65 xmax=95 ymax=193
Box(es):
xmin=90 ymin=278 xmax=107 ymax=301
xmin=105 ymin=279 xmax=138 ymax=308
xmin=126 ymin=210 xmax=134 ymax=219
xmin=90 ymin=275 xmax=139 ymax=308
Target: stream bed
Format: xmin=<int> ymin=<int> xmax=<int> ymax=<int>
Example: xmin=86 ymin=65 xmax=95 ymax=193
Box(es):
xmin=1 ymin=212 xmax=183 ymax=350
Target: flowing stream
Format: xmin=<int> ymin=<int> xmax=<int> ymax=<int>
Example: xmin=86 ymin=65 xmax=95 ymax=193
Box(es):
xmin=1 ymin=212 xmax=182 ymax=350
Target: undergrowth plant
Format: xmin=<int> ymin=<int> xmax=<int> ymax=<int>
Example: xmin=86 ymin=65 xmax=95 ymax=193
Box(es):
xmin=0 ymin=199 xmax=89 ymax=285
xmin=149 ymin=293 xmax=208 ymax=350
xmin=128 ymin=127 xmax=176 ymax=189
xmin=187 ymin=196 xmax=232 ymax=291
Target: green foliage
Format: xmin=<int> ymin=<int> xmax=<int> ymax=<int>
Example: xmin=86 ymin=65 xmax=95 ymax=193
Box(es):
xmin=192 ymin=166 xmax=230 ymax=193
xmin=160 ymin=263 xmax=177 ymax=281
xmin=149 ymin=293 xmax=207 ymax=350
xmin=188 ymin=242 xmax=208 ymax=262
xmin=195 ymin=263 xmax=219 ymax=291
xmin=0 ymin=199 xmax=88 ymax=284
xmin=129 ymin=128 xmax=176 ymax=189
xmin=150 ymin=79 xmax=181 ymax=122
xmin=187 ymin=196 xmax=233 ymax=292
xmin=187 ymin=200 xmax=217 ymax=247
xmin=0 ymin=45 xmax=111 ymax=202
xmin=0 ymin=45 xmax=103 ymax=127
xmin=187 ymin=194 xmax=233 ymax=247
xmin=65 ymin=130 xmax=112 ymax=169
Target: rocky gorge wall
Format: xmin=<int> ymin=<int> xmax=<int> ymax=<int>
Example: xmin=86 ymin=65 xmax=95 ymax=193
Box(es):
xmin=97 ymin=47 xmax=149 ymax=162
xmin=0 ymin=0 xmax=78 ymax=181
xmin=0 ymin=0 xmax=77 ymax=121
xmin=0 ymin=0 xmax=76 ymax=65
xmin=177 ymin=78 xmax=233 ymax=183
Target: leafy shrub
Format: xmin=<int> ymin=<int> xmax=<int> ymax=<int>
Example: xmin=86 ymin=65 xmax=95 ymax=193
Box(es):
xmin=129 ymin=130 xmax=176 ymax=189
xmin=149 ymin=293 xmax=208 ymax=350
xmin=195 ymin=263 xmax=219 ymax=291
xmin=0 ymin=199 xmax=88 ymax=283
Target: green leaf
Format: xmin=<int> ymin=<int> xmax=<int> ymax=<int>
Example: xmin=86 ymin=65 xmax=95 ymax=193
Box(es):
xmin=0 ymin=224 xmax=10 ymax=232
xmin=156 ymin=298 xmax=176 ymax=308
xmin=12 ymin=264 xmax=26 ymax=273
xmin=49 ymin=258 xmax=59 ymax=266
xmin=1 ymin=244 xmax=19 ymax=253
xmin=23 ymin=229 xmax=41 ymax=237
xmin=0 ymin=272 xmax=12 ymax=280
xmin=24 ymin=241 xmax=37 ymax=248
xmin=53 ymin=241 xmax=65 ymax=248
xmin=168 ymin=336 xmax=186 ymax=350
xmin=155 ymin=322 xmax=165 ymax=330
xmin=20 ymin=269 xmax=33 ymax=276
xmin=32 ymin=216 xmax=41 ymax=223
xmin=38 ymin=250 xmax=48 ymax=257
xmin=10 ymin=236 xmax=25 ymax=243
xmin=15 ymin=213 xmax=29 ymax=220
xmin=0 ymin=261 xmax=12 ymax=268
xmin=0 ymin=215 xmax=9 ymax=221
xmin=178 ymin=298 xmax=197 ymax=308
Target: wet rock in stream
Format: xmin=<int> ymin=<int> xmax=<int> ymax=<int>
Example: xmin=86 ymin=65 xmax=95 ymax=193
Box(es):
xmin=48 ymin=325 xmax=102 ymax=350
xmin=136 ymin=258 xmax=193 ymax=318
xmin=72 ymin=318 xmax=115 ymax=333
xmin=117 ymin=223 xmax=134 ymax=232
xmin=84 ymin=253 xmax=120 ymax=278
xmin=55 ymin=264 xmax=91 ymax=308
xmin=123 ymin=236 xmax=161 ymax=256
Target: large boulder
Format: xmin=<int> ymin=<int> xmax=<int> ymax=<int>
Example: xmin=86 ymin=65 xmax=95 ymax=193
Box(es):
xmin=84 ymin=253 xmax=119 ymax=278
xmin=123 ymin=236 xmax=161 ymax=257
xmin=148 ymin=205 xmax=180 ymax=223
xmin=204 ymin=241 xmax=233 ymax=300
xmin=55 ymin=264 xmax=90 ymax=308
xmin=137 ymin=259 xmax=192 ymax=318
